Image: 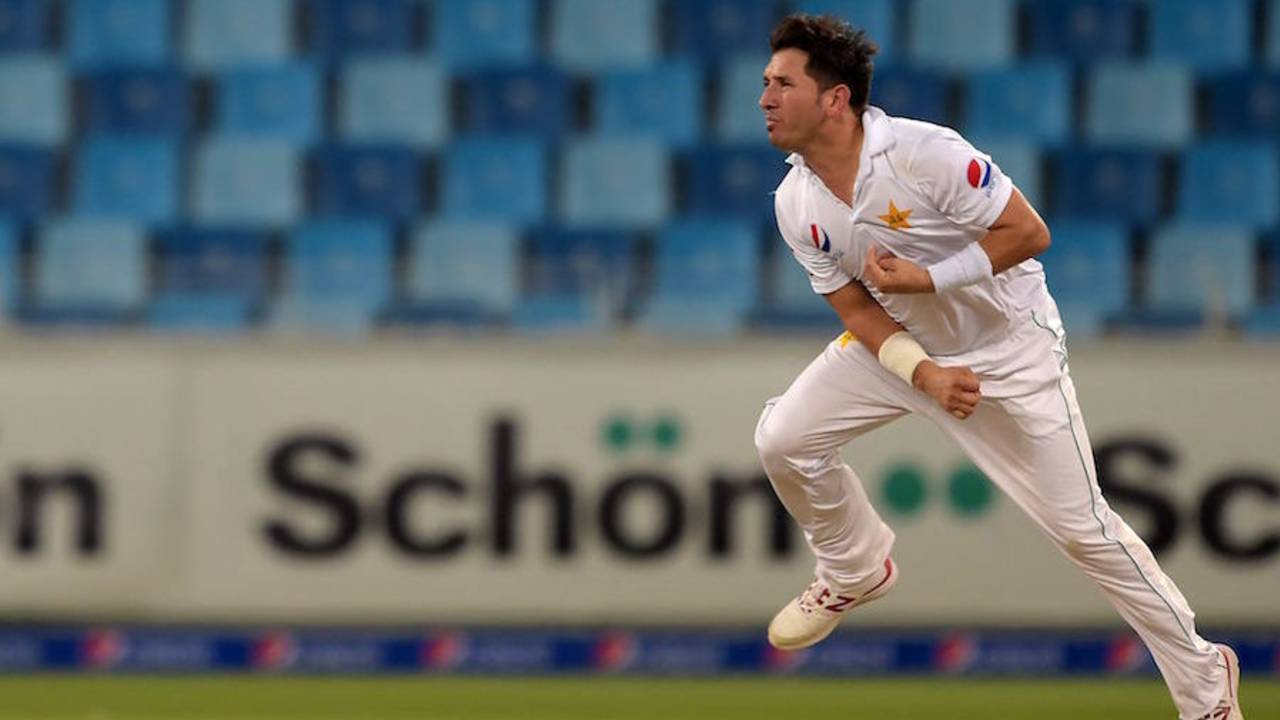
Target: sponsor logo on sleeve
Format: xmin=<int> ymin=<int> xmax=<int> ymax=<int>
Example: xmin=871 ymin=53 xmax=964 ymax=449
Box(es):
xmin=967 ymin=158 xmax=992 ymax=189
xmin=809 ymin=224 xmax=831 ymax=252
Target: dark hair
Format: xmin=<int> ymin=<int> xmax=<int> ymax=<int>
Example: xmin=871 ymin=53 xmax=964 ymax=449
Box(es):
xmin=770 ymin=14 xmax=878 ymax=112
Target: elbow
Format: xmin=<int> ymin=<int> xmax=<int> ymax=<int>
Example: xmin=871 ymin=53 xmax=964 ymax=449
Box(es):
xmin=1028 ymin=221 xmax=1051 ymax=257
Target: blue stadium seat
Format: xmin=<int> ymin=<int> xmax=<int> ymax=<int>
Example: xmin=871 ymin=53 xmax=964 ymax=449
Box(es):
xmin=0 ymin=144 xmax=54 ymax=219
xmin=68 ymin=0 xmax=169 ymax=67
xmin=462 ymin=66 xmax=573 ymax=137
xmin=339 ymin=58 xmax=447 ymax=148
xmin=283 ymin=220 xmax=394 ymax=310
xmin=216 ymin=65 xmax=321 ymax=144
xmin=1177 ymin=142 xmax=1280 ymax=227
xmin=34 ymin=219 xmax=146 ymax=316
xmin=83 ymin=69 xmax=190 ymax=135
xmin=402 ymin=221 xmax=519 ymax=322
xmin=1150 ymin=0 xmax=1249 ymax=72
xmin=272 ymin=220 xmax=393 ymax=333
xmin=185 ymin=0 xmax=292 ymax=70
xmin=73 ymin=136 xmax=179 ymax=222
xmin=313 ymin=145 xmax=422 ymax=220
xmin=685 ymin=145 xmax=789 ymax=221
xmin=441 ymin=138 xmax=546 ymax=223
xmin=0 ymin=219 xmax=17 ymax=312
xmin=308 ymin=0 xmax=413 ymax=59
xmin=550 ymin=0 xmax=658 ymax=71
xmin=560 ymin=139 xmax=669 ymax=229
xmin=0 ymin=0 xmax=49 ymax=51
xmin=1086 ymin=63 xmax=1193 ymax=148
xmin=193 ymin=139 xmax=301 ymax=226
xmin=432 ymin=0 xmax=536 ymax=70
xmin=0 ymin=56 xmax=66 ymax=144
xmin=755 ymin=248 xmax=832 ymax=329
xmin=909 ymin=0 xmax=1014 ymax=71
xmin=1267 ymin=231 xmax=1280 ymax=304
xmin=1208 ymin=72 xmax=1280 ymax=138
xmin=964 ymin=63 xmax=1071 ymax=146
xmin=510 ymin=295 xmax=611 ymax=333
xmin=154 ymin=227 xmax=269 ymax=299
xmin=1270 ymin=0 xmax=1280 ymax=68
xmin=1242 ymin=304 xmax=1280 ymax=337
xmin=151 ymin=226 xmax=266 ymax=332
xmin=596 ymin=61 xmax=703 ymax=147
xmin=1146 ymin=225 xmax=1256 ymax=317
xmin=718 ymin=54 xmax=770 ymax=142
xmin=1026 ymin=0 xmax=1137 ymax=63
xmin=974 ymin=139 xmax=1042 ymax=210
xmin=637 ymin=219 xmax=760 ymax=336
xmin=1038 ymin=221 xmax=1130 ymax=338
xmin=795 ymin=0 xmax=896 ymax=62
xmin=871 ymin=66 xmax=950 ymax=126
xmin=1053 ymin=149 xmax=1163 ymax=225
xmin=149 ymin=294 xmax=256 ymax=332
xmin=526 ymin=227 xmax=636 ymax=319
xmin=672 ymin=0 xmax=774 ymax=62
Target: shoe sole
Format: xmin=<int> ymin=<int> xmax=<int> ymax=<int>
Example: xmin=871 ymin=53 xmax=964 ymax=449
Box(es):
xmin=768 ymin=558 xmax=898 ymax=651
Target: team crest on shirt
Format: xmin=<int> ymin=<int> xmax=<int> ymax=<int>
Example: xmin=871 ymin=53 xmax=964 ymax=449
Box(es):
xmin=877 ymin=200 xmax=913 ymax=230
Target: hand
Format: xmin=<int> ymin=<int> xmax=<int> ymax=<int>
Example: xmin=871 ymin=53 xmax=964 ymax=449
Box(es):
xmin=911 ymin=361 xmax=981 ymax=420
xmin=863 ymin=246 xmax=935 ymax=294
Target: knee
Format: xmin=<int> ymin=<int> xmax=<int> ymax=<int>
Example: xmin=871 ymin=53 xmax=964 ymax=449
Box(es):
xmin=754 ymin=410 xmax=807 ymax=472
xmin=752 ymin=409 xmax=793 ymax=471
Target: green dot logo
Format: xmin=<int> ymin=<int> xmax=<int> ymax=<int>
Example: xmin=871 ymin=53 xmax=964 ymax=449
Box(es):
xmin=652 ymin=416 xmax=682 ymax=452
xmin=881 ymin=463 xmax=928 ymax=516
xmin=602 ymin=416 xmax=633 ymax=453
xmin=947 ymin=464 xmax=996 ymax=517
xmin=601 ymin=415 xmax=684 ymax=454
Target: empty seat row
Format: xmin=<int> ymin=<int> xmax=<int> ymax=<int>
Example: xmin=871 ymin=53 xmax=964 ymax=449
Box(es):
xmin=3 ymin=0 xmax=1279 ymax=71
xmin=4 ymin=139 xmax=1279 ymax=231
xmin=5 ymin=57 xmax=1279 ymax=152
xmin=2 ymin=217 xmax=1278 ymax=337
xmin=0 ymin=217 xmax=765 ymax=336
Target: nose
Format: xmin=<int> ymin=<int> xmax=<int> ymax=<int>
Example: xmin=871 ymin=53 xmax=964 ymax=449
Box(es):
xmin=759 ymin=87 xmax=774 ymax=111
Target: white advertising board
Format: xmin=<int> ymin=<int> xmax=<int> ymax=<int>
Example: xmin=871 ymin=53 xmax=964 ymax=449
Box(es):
xmin=0 ymin=339 xmax=1275 ymax=625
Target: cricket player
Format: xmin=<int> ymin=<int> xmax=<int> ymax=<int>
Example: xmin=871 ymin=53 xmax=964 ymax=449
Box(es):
xmin=753 ymin=14 xmax=1242 ymax=720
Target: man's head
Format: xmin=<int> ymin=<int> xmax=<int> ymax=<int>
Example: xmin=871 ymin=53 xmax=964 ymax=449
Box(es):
xmin=760 ymin=14 xmax=878 ymax=152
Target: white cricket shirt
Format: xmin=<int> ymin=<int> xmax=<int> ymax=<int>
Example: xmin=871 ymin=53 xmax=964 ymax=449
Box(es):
xmin=774 ymin=105 xmax=1052 ymax=360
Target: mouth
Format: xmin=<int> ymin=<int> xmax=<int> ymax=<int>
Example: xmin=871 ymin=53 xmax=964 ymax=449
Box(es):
xmin=765 ymin=118 xmax=779 ymax=131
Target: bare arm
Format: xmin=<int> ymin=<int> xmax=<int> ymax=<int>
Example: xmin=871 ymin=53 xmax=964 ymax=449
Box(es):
xmin=822 ymin=280 xmax=903 ymax=357
xmin=977 ymin=187 xmax=1051 ymax=274
xmin=824 ymin=281 xmax=982 ymax=419
xmin=864 ymin=188 xmax=1050 ymax=293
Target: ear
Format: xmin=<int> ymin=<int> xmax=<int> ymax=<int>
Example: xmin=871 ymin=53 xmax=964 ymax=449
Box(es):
xmin=825 ymin=84 xmax=852 ymax=117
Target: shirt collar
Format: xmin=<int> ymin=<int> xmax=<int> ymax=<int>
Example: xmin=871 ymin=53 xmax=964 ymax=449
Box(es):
xmin=785 ymin=105 xmax=895 ymax=169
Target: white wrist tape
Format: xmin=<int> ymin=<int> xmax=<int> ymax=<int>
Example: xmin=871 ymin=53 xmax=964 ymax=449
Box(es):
xmin=927 ymin=242 xmax=993 ymax=293
xmin=878 ymin=331 xmax=931 ymax=385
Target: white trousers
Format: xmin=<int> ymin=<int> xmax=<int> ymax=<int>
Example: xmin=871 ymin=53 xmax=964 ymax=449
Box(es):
xmin=754 ymin=307 xmax=1225 ymax=719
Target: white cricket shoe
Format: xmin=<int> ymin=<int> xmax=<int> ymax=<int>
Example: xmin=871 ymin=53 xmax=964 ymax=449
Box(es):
xmin=767 ymin=557 xmax=897 ymax=651
xmin=1198 ymin=644 xmax=1244 ymax=720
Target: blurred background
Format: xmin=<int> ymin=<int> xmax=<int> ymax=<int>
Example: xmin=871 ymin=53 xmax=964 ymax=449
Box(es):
xmin=0 ymin=0 xmax=1277 ymax=691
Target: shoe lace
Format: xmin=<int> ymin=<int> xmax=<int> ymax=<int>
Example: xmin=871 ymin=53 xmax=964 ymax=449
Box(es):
xmin=796 ymin=579 xmax=828 ymax=615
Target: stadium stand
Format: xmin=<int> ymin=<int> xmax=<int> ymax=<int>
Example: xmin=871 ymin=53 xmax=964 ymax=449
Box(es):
xmin=0 ymin=0 xmax=1274 ymax=340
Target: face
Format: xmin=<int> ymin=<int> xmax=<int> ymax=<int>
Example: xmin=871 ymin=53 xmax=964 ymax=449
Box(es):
xmin=759 ymin=48 xmax=839 ymax=152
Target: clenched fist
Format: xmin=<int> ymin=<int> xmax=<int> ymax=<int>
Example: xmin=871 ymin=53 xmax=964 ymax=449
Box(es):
xmin=912 ymin=361 xmax=981 ymax=420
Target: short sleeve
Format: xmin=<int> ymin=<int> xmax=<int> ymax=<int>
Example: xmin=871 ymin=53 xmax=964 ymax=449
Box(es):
xmin=910 ymin=130 xmax=1014 ymax=229
xmin=775 ymin=187 xmax=851 ymax=295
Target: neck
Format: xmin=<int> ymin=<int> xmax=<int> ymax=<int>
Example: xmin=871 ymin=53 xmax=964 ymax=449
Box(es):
xmin=800 ymin=114 xmax=864 ymax=206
